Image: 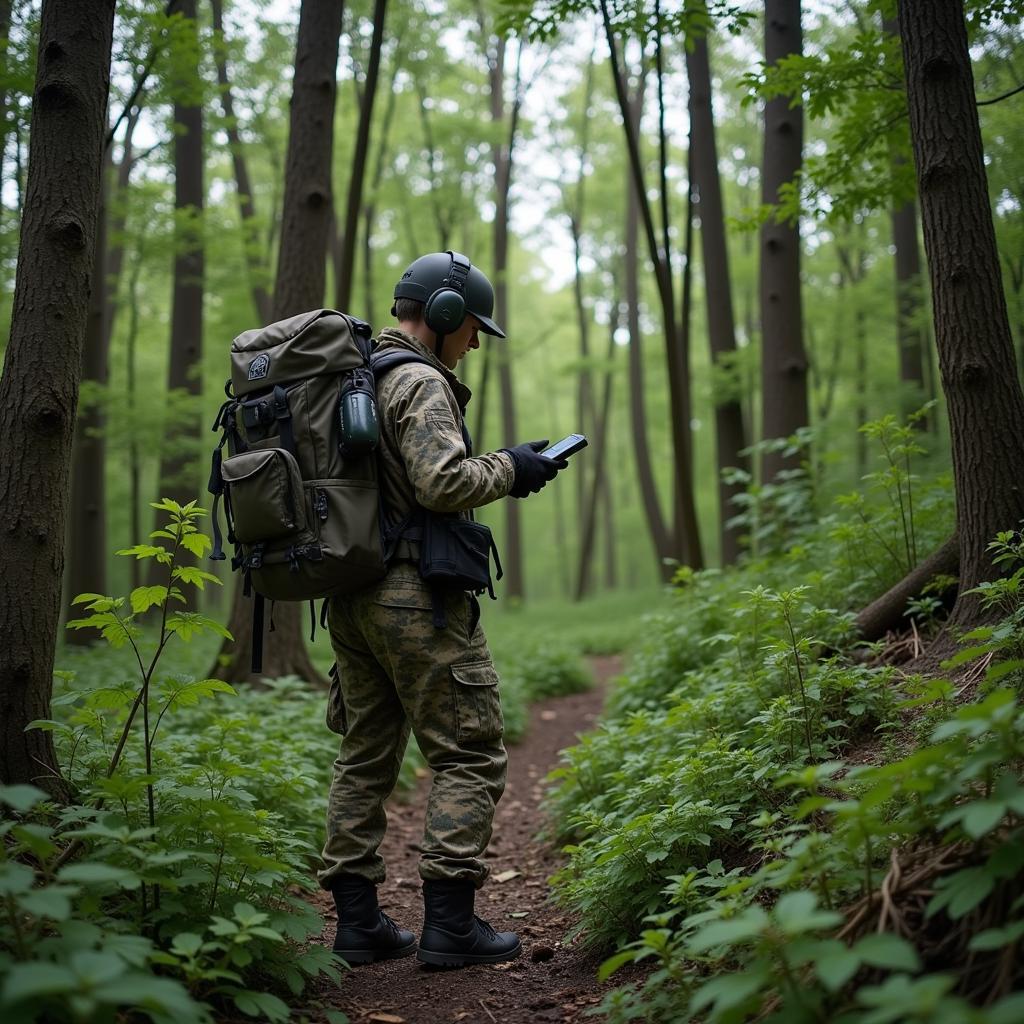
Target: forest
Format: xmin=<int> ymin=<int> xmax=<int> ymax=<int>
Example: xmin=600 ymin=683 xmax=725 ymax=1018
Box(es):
xmin=1 ymin=0 xmax=1023 ymax=1021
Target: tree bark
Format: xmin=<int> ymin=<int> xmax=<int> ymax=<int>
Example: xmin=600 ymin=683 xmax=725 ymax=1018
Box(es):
xmin=154 ymin=0 xmax=204 ymax=520
xmin=0 ymin=0 xmax=116 ymax=796
xmin=686 ymin=14 xmax=749 ymax=565
xmin=898 ymin=0 xmax=1024 ymax=626
xmin=213 ymin=0 xmax=345 ymax=685
xmin=335 ymin=0 xmax=387 ymax=312
xmin=211 ymin=0 xmax=271 ymax=323
xmin=760 ymin=0 xmax=809 ymax=485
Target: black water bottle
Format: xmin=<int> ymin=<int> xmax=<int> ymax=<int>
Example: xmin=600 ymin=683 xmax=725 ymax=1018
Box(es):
xmin=339 ymin=369 xmax=379 ymax=458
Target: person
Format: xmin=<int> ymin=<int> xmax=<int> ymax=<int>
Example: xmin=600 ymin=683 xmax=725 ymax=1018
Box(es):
xmin=318 ymin=251 xmax=568 ymax=967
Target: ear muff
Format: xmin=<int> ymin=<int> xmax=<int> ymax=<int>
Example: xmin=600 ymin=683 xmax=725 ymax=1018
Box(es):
xmin=424 ymin=251 xmax=471 ymax=336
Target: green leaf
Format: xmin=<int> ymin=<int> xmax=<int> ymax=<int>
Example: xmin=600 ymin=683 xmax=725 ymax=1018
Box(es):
xmin=688 ymin=906 xmax=769 ymax=952
xmin=1 ymin=962 xmax=77 ymax=1003
xmin=597 ymin=949 xmax=637 ymax=982
xmin=18 ymin=884 xmax=75 ymax=925
xmin=173 ymin=565 xmax=221 ymax=589
xmin=0 ymin=862 xmax=35 ymax=896
xmin=233 ymin=990 xmax=291 ymax=1022
xmin=181 ymin=532 xmax=213 ymax=557
xmin=324 ymin=1012 xmax=351 ymax=1024
xmin=968 ymin=920 xmax=1024 ymax=951
xmin=0 ymin=783 xmax=49 ymax=812
xmin=58 ymin=863 xmax=142 ymax=890
xmin=927 ymin=866 xmax=995 ymax=920
xmin=774 ymin=890 xmax=843 ymax=935
xmin=130 ymin=585 xmax=168 ymax=614
xmin=815 ymin=940 xmax=861 ymax=992
xmin=690 ymin=968 xmax=766 ymax=1013
xmin=986 ymin=658 xmax=1024 ymax=682
xmin=854 ymin=933 xmax=921 ymax=972
xmin=171 ymin=933 xmax=203 ymax=957
xmin=115 ymin=544 xmax=169 ymax=562
xmin=960 ymin=800 xmax=1007 ymax=839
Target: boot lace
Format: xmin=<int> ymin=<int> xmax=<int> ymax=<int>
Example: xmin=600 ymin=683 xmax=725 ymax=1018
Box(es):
xmin=474 ymin=914 xmax=498 ymax=940
xmin=380 ymin=911 xmax=402 ymax=936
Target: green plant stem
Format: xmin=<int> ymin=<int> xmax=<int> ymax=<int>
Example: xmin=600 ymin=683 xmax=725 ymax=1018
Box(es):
xmin=904 ymin=450 xmax=917 ymax=565
xmin=783 ymin=610 xmax=815 ymax=760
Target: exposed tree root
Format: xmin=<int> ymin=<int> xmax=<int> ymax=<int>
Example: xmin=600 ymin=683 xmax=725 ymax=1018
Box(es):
xmin=838 ymin=840 xmax=1023 ymax=1004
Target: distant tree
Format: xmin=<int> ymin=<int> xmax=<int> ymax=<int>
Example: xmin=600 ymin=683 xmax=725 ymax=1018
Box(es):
xmin=760 ymin=0 xmax=808 ymax=486
xmin=335 ymin=0 xmax=387 ymax=311
xmin=154 ymin=0 xmax=205 ymax=528
xmin=0 ymin=0 xmax=116 ymax=794
xmin=898 ymin=0 xmax=1024 ymax=626
xmin=685 ymin=10 xmax=749 ymax=564
xmin=213 ymin=0 xmax=345 ymax=685
xmin=212 ymin=0 xmax=272 ymax=323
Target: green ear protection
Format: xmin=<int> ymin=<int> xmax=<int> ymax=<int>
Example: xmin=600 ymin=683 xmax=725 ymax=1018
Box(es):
xmin=424 ymin=251 xmax=471 ymax=339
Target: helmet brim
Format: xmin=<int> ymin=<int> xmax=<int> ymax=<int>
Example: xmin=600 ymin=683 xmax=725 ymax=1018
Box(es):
xmin=473 ymin=312 xmax=506 ymax=339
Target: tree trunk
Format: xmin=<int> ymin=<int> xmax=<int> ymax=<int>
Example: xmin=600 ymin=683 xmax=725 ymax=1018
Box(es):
xmin=575 ymin=317 xmax=618 ymax=600
xmin=213 ymin=0 xmax=345 ymax=685
xmin=361 ymin=44 xmax=401 ymax=327
xmin=601 ymin=0 xmax=697 ymax=568
xmin=335 ymin=0 xmax=387 ymax=312
xmin=154 ymin=0 xmax=204 ymax=520
xmin=898 ymin=0 xmax=1024 ymax=626
xmin=760 ymin=0 xmax=809 ymax=484
xmin=686 ymin=14 xmax=749 ymax=565
xmin=484 ymin=33 xmax=526 ymax=600
xmin=624 ymin=89 xmax=673 ymax=576
xmin=0 ymin=0 xmax=116 ymax=796
xmin=211 ymin=0 xmax=271 ymax=323
xmin=65 ymin=148 xmax=112 ymax=643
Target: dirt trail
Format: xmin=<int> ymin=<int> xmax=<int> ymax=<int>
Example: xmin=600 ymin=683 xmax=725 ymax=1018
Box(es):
xmin=310 ymin=655 xmax=624 ymax=1024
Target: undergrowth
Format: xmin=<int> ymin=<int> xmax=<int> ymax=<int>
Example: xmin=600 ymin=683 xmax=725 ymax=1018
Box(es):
xmin=549 ymin=413 xmax=1024 ymax=1022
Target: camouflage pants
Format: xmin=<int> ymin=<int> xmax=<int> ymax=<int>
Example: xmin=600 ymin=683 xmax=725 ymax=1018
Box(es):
xmin=318 ymin=562 xmax=507 ymax=890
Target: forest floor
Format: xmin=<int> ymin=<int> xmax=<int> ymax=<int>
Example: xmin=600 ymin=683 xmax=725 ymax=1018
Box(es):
xmin=306 ymin=655 xmax=628 ymax=1024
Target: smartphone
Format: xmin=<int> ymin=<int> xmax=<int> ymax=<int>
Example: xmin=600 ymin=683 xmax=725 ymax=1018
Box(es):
xmin=541 ymin=433 xmax=588 ymax=461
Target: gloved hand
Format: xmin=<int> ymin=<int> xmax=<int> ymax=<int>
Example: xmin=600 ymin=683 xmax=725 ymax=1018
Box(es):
xmin=501 ymin=440 xmax=568 ymax=499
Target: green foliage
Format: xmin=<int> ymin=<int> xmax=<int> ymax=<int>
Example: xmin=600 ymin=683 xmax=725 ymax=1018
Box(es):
xmin=547 ymin=448 xmax=1024 ymax=1020
xmin=0 ymin=502 xmax=341 ymax=1023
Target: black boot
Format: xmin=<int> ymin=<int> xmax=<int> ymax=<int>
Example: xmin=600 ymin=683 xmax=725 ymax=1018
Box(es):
xmin=330 ymin=875 xmax=416 ymax=965
xmin=417 ymin=879 xmax=521 ymax=967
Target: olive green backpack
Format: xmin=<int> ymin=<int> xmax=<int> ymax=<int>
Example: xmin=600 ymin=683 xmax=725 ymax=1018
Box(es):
xmin=207 ymin=308 xmax=429 ymax=670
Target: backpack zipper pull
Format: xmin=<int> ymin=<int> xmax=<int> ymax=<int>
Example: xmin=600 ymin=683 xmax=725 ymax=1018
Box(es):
xmin=316 ymin=489 xmax=329 ymax=521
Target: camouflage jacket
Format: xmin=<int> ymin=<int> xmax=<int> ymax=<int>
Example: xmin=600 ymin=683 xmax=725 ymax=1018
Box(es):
xmin=374 ymin=328 xmax=514 ymax=546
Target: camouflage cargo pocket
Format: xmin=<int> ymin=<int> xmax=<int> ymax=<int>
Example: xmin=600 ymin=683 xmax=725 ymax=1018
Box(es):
xmin=326 ymin=669 xmax=348 ymax=735
xmin=450 ymin=660 xmax=502 ymax=744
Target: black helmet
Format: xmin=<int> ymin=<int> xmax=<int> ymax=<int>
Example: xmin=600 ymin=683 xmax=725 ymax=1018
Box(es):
xmin=392 ymin=251 xmax=506 ymax=338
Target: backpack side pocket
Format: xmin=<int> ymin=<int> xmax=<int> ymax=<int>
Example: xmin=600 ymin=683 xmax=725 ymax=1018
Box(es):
xmin=221 ymin=448 xmax=306 ymax=543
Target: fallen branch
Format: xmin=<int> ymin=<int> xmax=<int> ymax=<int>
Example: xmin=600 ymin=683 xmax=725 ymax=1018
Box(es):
xmin=854 ymin=534 xmax=959 ymax=643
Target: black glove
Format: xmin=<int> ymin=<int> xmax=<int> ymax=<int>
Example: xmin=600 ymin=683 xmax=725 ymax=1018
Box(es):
xmin=501 ymin=439 xmax=568 ymax=499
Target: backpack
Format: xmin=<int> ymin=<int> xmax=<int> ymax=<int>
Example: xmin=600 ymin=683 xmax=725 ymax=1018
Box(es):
xmin=207 ymin=308 xmax=499 ymax=672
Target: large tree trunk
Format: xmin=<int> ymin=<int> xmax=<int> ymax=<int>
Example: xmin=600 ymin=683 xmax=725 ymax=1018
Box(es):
xmin=898 ymin=0 xmax=1024 ymax=626
xmin=0 ymin=0 xmax=116 ymax=796
xmin=335 ymin=0 xmax=387 ymax=312
xmin=154 ymin=0 xmax=204 ymax=522
xmin=213 ymin=0 xmax=345 ymax=685
xmin=211 ymin=0 xmax=271 ymax=323
xmin=686 ymin=15 xmax=749 ymax=565
xmin=760 ymin=0 xmax=809 ymax=485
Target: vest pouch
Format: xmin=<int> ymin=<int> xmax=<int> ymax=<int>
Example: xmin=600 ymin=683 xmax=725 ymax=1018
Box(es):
xmin=221 ymin=448 xmax=306 ymax=543
xmin=419 ymin=515 xmax=501 ymax=595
